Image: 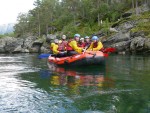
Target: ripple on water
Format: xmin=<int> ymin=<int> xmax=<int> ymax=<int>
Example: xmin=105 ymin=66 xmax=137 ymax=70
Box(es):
xmin=0 ymin=55 xmax=46 ymax=113
xmin=0 ymin=55 xmax=149 ymax=113
xmin=0 ymin=74 xmax=50 ymax=113
xmin=0 ymin=55 xmax=40 ymax=75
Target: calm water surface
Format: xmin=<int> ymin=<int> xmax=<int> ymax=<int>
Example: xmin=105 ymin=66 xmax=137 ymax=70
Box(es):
xmin=0 ymin=54 xmax=149 ymax=113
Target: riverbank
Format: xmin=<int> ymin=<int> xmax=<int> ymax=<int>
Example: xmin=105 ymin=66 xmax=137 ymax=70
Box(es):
xmin=101 ymin=6 xmax=150 ymax=55
xmin=0 ymin=5 xmax=150 ymax=55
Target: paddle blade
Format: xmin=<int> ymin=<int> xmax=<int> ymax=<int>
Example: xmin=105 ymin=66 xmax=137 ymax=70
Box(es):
xmin=103 ymin=48 xmax=116 ymax=53
xmin=38 ymin=54 xmax=51 ymax=59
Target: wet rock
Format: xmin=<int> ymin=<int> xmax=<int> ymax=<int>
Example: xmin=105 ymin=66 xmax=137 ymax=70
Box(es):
xmin=111 ymin=41 xmax=131 ymax=52
xmin=130 ymin=36 xmax=145 ymax=52
xmin=143 ymin=38 xmax=150 ymax=54
xmin=114 ymin=20 xmax=137 ymax=32
xmin=40 ymin=46 xmax=50 ymax=53
xmin=13 ymin=45 xmax=22 ymax=53
xmin=130 ymin=31 xmax=145 ymax=38
xmin=103 ymin=32 xmax=131 ymax=46
xmin=144 ymin=38 xmax=150 ymax=49
xmin=1 ymin=37 xmax=23 ymax=53
xmin=109 ymin=27 xmax=118 ymax=33
xmin=24 ymin=36 xmax=37 ymax=48
xmin=46 ymin=34 xmax=56 ymax=43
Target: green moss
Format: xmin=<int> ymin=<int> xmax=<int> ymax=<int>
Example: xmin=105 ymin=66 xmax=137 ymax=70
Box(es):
xmin=131 ymin=11 xmax=150 ymax=37
xmin=131 ymin=11 xmax=150 ymax=20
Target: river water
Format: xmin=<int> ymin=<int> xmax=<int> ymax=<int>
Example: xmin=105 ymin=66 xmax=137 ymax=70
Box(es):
xmin=0 ymin=54 xmax=149 ymax=113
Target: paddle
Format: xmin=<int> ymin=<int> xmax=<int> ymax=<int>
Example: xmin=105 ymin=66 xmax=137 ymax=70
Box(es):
xmin=101 ymin=47 xmax=116 ymax=53
xmin=83 ymin=47 xmax=116 ymax=58
xmin=38 ymin=53 xmax=51 ymax=59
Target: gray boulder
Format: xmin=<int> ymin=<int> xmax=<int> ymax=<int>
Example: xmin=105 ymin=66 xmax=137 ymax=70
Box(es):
xmin=103 ymin=32 xmax=131 ymax=47
xmin=0 ymin=37 xmax=22 ymax=53
xmin=144 ymin=38 xmax=150 ymax=49
xmin=111 ymin=40 xmax=131 ymax=52
xmin=114 ymin=20 xmax=137 ymax=32
xmin=24 ymin=36 xmax=37 ymax=48
xmin=46 ymin=34 xmax=56 ymax=43
xmin=4 ymin=38 xmax=24 ymax=53
xmin=142 ymin=38 xmax=150 ymax=54
xmin=40 ymin=46 xmax=50 ymax=53
xmin=130 ymin=36 xmax=145 ymax=52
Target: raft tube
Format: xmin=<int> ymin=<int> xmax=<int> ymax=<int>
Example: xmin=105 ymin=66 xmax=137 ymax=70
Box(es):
xmin=48 ymin=51 xmax=108 ymax=66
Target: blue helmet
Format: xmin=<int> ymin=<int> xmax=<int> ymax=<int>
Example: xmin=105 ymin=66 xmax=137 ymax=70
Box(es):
xmin=74 ymin=34 xmax=80 ymax=37
xmin=92 ymin=36 xmax=98 ymax=40
xmin=85 ymin=36 xmax=89 ymax=39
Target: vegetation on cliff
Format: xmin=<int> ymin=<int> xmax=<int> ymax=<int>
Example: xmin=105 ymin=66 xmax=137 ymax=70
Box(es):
xmin=13 ymin=0 xmax=150 ymax=38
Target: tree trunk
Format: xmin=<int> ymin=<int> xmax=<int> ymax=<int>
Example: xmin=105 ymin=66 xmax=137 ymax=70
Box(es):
xmin=135 ymin=0 xmax=139 ymax=15
xmin=82 ymin=7 xmax=85 ymax=20
xmin=74 ymin=15 xmax=76 ymax=25
xmin=132 ymin=0 xmax=135 ymax=9
xmin=50 ymin=13 xmax=53 ymax=34
xmin=98 ymin=13 xmax=100 ymax=26
xmin=46 ymin=24 xmax=48 ymax=35
xmin=97 ymin=0 xmax=100 ymax=26
xmin=107 ymin=0 xmax=109 ymax=4
xmin=38 ymin=10 xmax=41 ymax=37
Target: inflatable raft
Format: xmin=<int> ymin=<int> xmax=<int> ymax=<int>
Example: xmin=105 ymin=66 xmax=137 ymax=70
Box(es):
xmin=48 ymin=51 xmax=108 ymax=66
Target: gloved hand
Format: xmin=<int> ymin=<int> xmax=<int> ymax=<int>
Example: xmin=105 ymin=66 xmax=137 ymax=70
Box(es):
xmin=82 ymin=49 xmax=86 ymax=52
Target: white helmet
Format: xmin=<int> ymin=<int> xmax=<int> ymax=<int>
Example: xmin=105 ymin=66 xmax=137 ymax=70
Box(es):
xmin=62 ymin=35 xmax=66 ymax=40
xmin=85 ymin=36 xmax=89 ymax=39
xmin=54 ymin=39 xmax=59 ymax=43
xmin=80 ymin=38 xmax=84 ymax=41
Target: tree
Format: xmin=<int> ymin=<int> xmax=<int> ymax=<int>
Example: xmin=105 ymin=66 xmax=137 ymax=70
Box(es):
xmin=14 ymin=13 xmax=29 ymax=36
xmin=13 ymin=0 xmax=149 ymax=37
xmin=33 ymin=0 xmax=42 ymax=37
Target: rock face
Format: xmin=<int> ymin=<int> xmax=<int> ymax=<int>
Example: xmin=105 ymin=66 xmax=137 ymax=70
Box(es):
xmin=0 ymin=36 xmax=48 ymax=53
xmin=102 ymin=5 xmax=150 ymax=55
xmin=103 ymin=27 xmax=150 ymax=54
xmin=0 ymin=33 xmax=57 ymax=54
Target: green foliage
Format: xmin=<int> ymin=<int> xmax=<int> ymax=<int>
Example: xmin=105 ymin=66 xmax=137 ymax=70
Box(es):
xmin=13 ymin=0 xmax=149 ymax=37
xmin=101 ymin=18 xmax=111 ymax=36
xmin=78 ymin=23 xmax=93 ymax=36
xmin=0 ymin=32 xmax=15 ymax=38
xmin=62 ymin=22 xmax=78 ymax=38
xmin=131 ymin=11 xmax=150 ymax=37
xmin=0 ymin=34 xmax=5 ymax=38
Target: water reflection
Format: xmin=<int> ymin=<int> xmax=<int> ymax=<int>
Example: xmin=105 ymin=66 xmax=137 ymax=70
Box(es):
xmin=0 ymin=54 xmax=149 ymax=113
xmin=40 ymin=64 xmax=114 ymax=97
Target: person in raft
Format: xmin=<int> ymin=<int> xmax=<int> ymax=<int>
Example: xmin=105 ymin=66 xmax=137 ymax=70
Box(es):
xmin=87 ymin=36 xmax=103 ymax=51
xmin=66 ymin=34 xmax=84 ymax=56
xmin=84 ymin=36 xmax=91 ymax=49
xmin=58 ymin=35 xmax=68 ymax=52
xmin=50 ymin=39 xmax=67 ymax=57
xmin=78 ymin=37 xmax=86 ymax=48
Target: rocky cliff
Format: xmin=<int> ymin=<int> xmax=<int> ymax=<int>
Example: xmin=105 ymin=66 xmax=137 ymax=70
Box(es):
xmin=101 ymin=5 xmax=150 ymax=55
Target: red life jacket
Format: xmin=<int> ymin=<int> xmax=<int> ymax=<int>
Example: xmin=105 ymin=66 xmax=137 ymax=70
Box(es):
xmin=58 ymin=41 xmax=67 ymax=51
xmin=50 ymin=47 xmax=52 ymax=50
xmin=66 ymin=39 xmax=74 ymax=51
xmin=85 ymin=42 xmax=91 ymax=47
xmin=93 ymin=42 xmax=98 ymax=48
xmin=78 ymin=42 xmax=85 ymax=48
